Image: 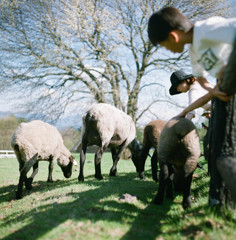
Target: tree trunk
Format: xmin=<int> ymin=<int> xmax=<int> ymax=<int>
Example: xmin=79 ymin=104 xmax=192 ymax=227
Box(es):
xmin=209 ymin=97 xmax=236 ymax=208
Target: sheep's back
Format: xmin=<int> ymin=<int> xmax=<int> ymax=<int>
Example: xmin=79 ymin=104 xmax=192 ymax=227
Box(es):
xmin=83 ymin=103 xmax=135 ymax=146
xmin=143 ymin=120 xmax=166 ymax=148
xmin=11 ymin=120 xmax=63 ymax=160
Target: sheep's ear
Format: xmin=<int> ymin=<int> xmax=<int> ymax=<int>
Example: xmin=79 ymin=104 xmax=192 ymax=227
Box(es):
xmin=73 ymin=160 xmax=78 ymax=166
xmin=69 ymin=155 xmax=75 ymax=163
xmin=70 ymin=155 xmax=78 ymax=166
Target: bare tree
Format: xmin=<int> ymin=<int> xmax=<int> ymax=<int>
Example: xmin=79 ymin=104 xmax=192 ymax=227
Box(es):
xmin=0 ymin=0 xmax=231 ymax=123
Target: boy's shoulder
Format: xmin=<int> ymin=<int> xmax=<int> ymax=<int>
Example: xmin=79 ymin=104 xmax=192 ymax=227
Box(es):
xmin=194 ymin=16 xmax=228 ymax=27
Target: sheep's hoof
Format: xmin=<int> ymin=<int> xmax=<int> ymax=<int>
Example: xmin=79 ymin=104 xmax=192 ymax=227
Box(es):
xmin=139 ymin=172 xmax=145 ymax=180
xmin=25 ymin=177 xmax=33 ymax=190
xmin=78 ymin=175 xmax=84 ymax=182
xmin=153 ymin=195 xmax=163 ymax=205
xmin=182 ymin=197 xmax=191 ymax=209
xmin=95 ymin=174 xmax=103 ymax=180
xmin=110 ymin=170 xmax=118 ymax=177
xmin=153 ymin=177 xmax=159 ymax=183
xmin=16 ymin=191 xmax=23 ymax=200
xmin=47 ymin=179 xmax=54 ymax=183
xmin=182 ymin=201 xmax=191 ymax=209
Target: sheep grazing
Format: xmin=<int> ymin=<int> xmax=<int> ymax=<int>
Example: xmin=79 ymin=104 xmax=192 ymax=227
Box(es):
xmin=78 ymin=103 xmax=142 ymax=181
xmin=11 ymin=120 xmax=76 ymax=199
xmin=154 ymin=117 xmax=201 ymax=209
xmin=139 ymin=120 xmax=166 ymax=182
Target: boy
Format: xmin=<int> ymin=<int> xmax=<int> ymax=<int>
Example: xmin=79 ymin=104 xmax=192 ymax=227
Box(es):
xmin=148 ymin=7 xmax=236 ymax=205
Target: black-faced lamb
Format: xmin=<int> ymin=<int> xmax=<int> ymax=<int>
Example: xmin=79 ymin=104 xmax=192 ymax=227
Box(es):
xmin=11 ymin=120 xmax=76 ymax=199
xmin=78 ymin=103 xmax=142 ymax=181
xmin=139 ymin=119 xmax=166 ymax=182
xmin=154 ymin=117 xmax=201 ymax=209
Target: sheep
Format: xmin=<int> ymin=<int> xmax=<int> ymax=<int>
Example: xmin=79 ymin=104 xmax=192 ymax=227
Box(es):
xmin=154 ymin=117 xmax=201 ymax=209
xmin=11 ymin=120 xmax=76 ymax=199
xmin=78 ymin=103 xmax=142 ymax=181
xmin=139 ymin=120 xmax=167 ymax=182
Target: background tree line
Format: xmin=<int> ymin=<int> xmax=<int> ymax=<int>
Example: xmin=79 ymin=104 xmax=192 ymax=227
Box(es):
xmin=0 ymin=115 xmax=206 ymax=151
xmin=0 ymin=116 xmax=80 ymax=150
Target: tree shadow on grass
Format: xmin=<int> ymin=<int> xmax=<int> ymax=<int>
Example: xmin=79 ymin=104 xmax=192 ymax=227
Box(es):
xmin=0 ymin=177 xmax=78 ymax=204
xmin=0 ymin=170 xmax=176 ymax=240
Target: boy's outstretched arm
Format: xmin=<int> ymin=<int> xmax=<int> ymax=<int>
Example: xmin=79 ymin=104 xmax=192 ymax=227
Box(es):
xmin=176 ymin=92 xmax=213 ymax=118
xmin=176 ymin=84 xmax=232 ymax=118
xmin=198 ymin=73 xmax=233 ymax=101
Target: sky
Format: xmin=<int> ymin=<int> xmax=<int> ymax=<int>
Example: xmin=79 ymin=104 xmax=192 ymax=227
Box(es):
xmin=0 ymin=0 xmax=235 ymax=128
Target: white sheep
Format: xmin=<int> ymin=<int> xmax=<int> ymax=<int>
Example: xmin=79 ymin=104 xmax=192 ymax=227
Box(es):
xmin=154 ymin=117 xmax=201 ymax=209
xmin=78 ymin=103 xmax=141 ymax=181
xmin=11 ymin=120 xmax=76 ymax=199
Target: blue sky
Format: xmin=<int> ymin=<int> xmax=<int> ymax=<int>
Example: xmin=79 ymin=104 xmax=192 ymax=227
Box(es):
xmin=0 ymin=1 xmax=235 ymax=128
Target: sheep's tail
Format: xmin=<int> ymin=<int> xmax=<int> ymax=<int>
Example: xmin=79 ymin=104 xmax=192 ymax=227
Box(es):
xmin=12 ymin=143 xmax=20 ymax=152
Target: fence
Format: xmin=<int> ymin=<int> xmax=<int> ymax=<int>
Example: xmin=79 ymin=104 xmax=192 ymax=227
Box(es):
xmin=0 ymin=150 xmax=16 ymax=158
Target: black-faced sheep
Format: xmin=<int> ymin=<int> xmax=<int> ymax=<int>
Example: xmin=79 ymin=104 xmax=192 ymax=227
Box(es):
xmin=139 ymin=120 xmax=166 ymax=182
xmin=11 ymin=120 xmax=76 ymax=199
xmin=154 ymin=117 xmax=201 ymax=209
xmin=78 ymin=103 xmax=142 ymax=181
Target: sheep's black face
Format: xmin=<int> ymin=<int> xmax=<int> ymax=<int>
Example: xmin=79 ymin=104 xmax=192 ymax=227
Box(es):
xmin=128 ymin=138 xmax=142 ymax=172
xmin=61 ymin=156 xmax=74 ymax=178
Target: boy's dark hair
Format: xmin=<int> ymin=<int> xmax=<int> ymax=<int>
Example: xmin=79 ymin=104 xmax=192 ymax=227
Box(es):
xmin=148 ymin=7 xmax=193 ymax=46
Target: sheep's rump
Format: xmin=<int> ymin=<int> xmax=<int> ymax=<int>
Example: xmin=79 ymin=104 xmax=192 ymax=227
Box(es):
xmin=143 ymin=120 xmax=166 ymax=148
xmin=158 ymin=117 xmax=201 ymax=174
xmin=82 ymin=103 xmax=136 ymax=147
xmin=11 ymin=120 xmax=64 ymax=160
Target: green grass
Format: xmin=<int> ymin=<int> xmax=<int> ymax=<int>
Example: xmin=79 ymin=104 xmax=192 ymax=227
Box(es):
xmin=0 ymin=153 xmax=236 ymax=240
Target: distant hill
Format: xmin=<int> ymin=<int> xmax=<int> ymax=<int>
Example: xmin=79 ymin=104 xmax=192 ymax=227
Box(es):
xmin=0 ymin=111 xmax=82 ymax=129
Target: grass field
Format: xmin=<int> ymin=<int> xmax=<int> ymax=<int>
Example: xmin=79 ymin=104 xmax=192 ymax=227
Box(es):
xmin=0 ymin=153 xmax=236 ymax=240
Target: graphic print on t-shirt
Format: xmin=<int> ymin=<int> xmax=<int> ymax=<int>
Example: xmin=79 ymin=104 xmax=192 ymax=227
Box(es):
xmin=197 ymin=48 xmax=219 ymax=71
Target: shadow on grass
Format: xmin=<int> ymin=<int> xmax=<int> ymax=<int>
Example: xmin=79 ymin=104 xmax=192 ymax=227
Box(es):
xmin=2 ymin=164 xmax=225 ymax=240
xmin=0 ymin=177 xmax=78 ymax=204
xmin=0 ymin=169 xmax=178 ymax=240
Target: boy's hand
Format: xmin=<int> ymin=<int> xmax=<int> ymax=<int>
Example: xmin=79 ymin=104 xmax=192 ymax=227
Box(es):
xmin=217 ymin=65 xmax=225 ymax=83
xmin=210 ymin=84 xmax=233 ymax=102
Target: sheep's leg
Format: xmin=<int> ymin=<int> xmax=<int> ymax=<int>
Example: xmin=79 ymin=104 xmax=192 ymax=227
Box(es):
xmin=25 ymin=162 xmax=39 ymax=190
xmin=47 ymin=156 xmax=54 ymax=182
xmin=166 ymin=165 xmax=174 ymax=199
xmin=182 ymin=172 xmax=193 ymax=209
xmin=78 ymin=139 xmax=87 ymax=182
xmin=110 ymin=148 xmax=118 ymax=176
xmin=139 ymin=146 xmax=150 ymax=180
xmin=109 ymin=142 xmax=126 ymax=176
xmin=95 ymin=147 xmax=104 ymax=180
xmin=153 ymin=161 xmax=169 ymax=205
xmin=16 ymin=159 xmax=35 ymax=199
xmin=151 ymin=149 xmax=158 ymax=182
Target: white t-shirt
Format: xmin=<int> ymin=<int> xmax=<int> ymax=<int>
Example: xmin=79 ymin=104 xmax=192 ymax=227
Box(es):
xmin=188 ymin=81 xmax=211 ymax=116
xmin=189 ymin=16 xmax=236 ymax=79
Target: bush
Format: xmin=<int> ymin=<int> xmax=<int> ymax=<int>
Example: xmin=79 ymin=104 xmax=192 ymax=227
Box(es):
xmin=0 ymin=115 xmax=27 ymax=149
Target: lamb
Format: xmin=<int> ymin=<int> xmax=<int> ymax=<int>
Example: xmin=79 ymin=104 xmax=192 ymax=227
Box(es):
xmin=11 ymin=120 xmax=76 ymax=199
xmin=78 ymin=103 xmax=142 ymax=181
xmin=154 ymin=117 xmax=201 ymax=209
xmin=139 ymin=120 xmax=166 ymax=182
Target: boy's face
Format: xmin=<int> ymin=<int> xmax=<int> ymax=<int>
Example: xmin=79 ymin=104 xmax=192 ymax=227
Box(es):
xmin=177 ymin=80 xmax=190 ymax=93
xmin=160 ymin=31 xmax=185 ymax=53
